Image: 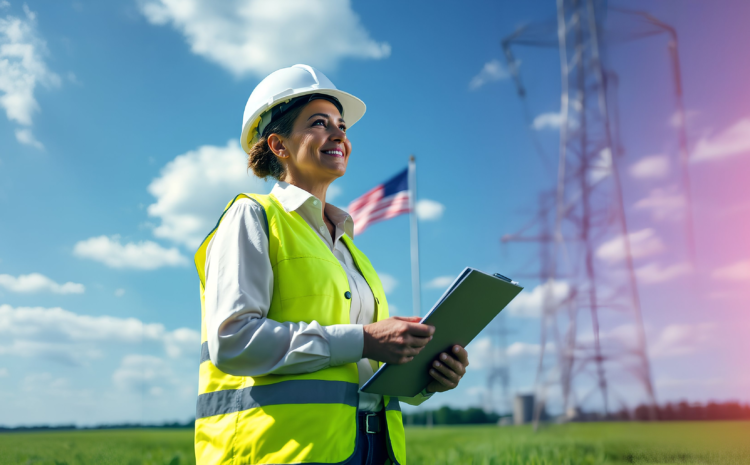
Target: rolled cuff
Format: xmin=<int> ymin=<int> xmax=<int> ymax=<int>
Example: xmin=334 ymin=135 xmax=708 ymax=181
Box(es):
xmin=324 ymin=324 xmax=364 ymax=367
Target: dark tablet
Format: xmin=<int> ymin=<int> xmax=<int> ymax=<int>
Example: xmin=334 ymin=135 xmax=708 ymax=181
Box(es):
xmin=361 ymin=268 xmax=523 ymax=397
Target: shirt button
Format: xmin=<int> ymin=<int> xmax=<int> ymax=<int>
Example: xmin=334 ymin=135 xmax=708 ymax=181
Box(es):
xmin=344 ymin=291 xmax=352 ymax=299
xmin=313 ymin=199 xmax=319 ymax=206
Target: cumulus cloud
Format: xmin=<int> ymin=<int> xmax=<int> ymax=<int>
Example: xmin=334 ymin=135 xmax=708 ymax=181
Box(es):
xmin=636 ymin=261 xmax=692 ymax=285
xmin=588 ymin=148 xmax=612 ymax=185
xmin=147 ymin=139 xmax=269 ymax=249
xmin=468 ymin=59 xmax=509 ymax=90
xmin=137 ymin=0 xmax=390 ymax=78
xmin=532 ymin=112 xmax=564 ymax=130
xmin=712 ymin=260 xmax=750 ymax=282
xmin=692 ymin=118 xmax=750 ymax=162
xmin=0 ymin=5 xmax=60 ymax=148
xmin=596 ymin=228 xmax=664 ymax=264
xmin=649 ymin=323 xmax=715 ymax=359
xmin=112 ymin=354 xmax=176 ymax=395
xmin=469 ymin=337 xmax=553 ymax=369
xmin=630 ymin=154 xmax=670 ymax=179
xmin=377 ymin=272 xmax=398 ymax=295
xmin=415 ymin=199 xmax=445 ymax=221
xmin=73 ymin=235 xmax=188 ymax=269
xmin=0 ymin=304 xmax=200 ymax=365
xmin=425 ymin=275 xmax=454 ymax=290
xmin=633 ymin=185 xmax=686 ymax=222
xmin=0 ymin=273 xmax=84 ymax=294
xmin=506 ymin=280 xmax=571 ymax=318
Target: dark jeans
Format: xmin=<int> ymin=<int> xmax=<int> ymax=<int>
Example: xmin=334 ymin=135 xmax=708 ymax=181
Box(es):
xmin=348 ymin=410 xmax=391 ymax=465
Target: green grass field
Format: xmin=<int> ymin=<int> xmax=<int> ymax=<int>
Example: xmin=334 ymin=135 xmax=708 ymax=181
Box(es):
xmin=1 ymin=422 xmax=748 ymax=465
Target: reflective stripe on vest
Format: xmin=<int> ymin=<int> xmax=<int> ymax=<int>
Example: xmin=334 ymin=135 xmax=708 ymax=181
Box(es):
xmin=194 ymin=193 xmax=406 ymax=465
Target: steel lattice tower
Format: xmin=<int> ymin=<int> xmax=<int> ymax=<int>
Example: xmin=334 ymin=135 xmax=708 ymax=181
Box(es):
xmin=499 ymin=0 xmax=686 ymax=424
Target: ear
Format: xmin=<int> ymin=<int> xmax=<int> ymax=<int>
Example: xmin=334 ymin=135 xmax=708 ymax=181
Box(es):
xmin=267 ymin=134 xmax=288 ymax=159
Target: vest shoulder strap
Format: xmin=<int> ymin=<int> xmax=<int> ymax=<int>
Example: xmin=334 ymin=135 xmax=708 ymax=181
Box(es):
xmin=194 ymin=193 xmax=271 ymax=287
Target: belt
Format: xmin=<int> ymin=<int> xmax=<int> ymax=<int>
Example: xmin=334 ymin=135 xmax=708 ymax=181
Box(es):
xmin=357 ymin=410 xmax=384 ymax=434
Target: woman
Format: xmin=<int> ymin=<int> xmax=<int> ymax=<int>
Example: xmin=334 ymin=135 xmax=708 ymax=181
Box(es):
xmin=194 ymin=64 xmax=470 ymax=465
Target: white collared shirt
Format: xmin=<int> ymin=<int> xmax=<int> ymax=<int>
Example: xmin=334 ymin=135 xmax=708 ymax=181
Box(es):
xmin=204 ymin=181 xmax=431 ymax=411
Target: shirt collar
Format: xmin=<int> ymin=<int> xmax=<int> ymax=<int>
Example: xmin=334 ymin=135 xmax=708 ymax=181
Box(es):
xmin=270 ymin=181 xmax=355 ymax=238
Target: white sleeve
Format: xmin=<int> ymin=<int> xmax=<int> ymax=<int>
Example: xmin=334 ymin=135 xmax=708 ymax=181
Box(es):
xmin=398 ymin=388 xmax=435 ymax=407
xmin=204 ymin=198 xmax=364 ymax=377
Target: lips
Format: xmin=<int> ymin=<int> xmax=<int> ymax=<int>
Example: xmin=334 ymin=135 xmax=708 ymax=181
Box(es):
xmin=322 ymin=148 xmax=344 ymax=158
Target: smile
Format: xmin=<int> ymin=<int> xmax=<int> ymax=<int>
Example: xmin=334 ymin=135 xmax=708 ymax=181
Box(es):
xmin=322 ymin=149 xmax=344 ymax=157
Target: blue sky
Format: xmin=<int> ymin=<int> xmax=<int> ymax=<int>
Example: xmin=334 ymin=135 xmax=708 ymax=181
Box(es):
xmin=1 ymin=0 xmax=749 ymax=426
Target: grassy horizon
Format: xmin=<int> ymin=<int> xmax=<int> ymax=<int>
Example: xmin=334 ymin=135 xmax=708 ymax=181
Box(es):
xmin=1 ymin=421 xmax=748 ymax=464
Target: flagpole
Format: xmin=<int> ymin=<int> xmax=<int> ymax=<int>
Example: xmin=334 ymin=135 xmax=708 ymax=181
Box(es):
xmin=408 ymin=155 xmax=421 ymax=317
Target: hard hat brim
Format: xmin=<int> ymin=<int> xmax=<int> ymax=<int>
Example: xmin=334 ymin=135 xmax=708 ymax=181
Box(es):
xmin=240 ymin=88 xmax=366 ymax=153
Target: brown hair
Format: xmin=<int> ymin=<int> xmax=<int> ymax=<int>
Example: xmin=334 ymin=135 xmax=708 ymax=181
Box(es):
xmin=247 ymin=104 xmax=306 ymax=181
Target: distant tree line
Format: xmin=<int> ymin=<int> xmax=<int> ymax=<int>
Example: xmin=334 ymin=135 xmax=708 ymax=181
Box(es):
xmin=627 ymin=401 xmax=750 ymax=421
xmin=0 ymin=420 xmax=195 ymax=433
xmin=402 ymin=406 xmax=508 ymax=426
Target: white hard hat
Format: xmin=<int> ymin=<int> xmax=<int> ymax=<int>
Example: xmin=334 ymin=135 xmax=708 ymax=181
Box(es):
xmin=240 ymin=64 xmax=366 ymax=153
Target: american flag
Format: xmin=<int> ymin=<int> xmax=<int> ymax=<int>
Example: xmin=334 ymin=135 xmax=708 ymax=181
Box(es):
xmin=348 ymin=168 xmax=411 ymax=236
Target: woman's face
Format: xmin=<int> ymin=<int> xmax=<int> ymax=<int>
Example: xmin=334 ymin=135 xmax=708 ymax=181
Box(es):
xmin=281 ymin=99 xmax=352 ymax=183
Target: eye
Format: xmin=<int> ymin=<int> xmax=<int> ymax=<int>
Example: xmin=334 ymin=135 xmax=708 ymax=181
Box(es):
xmin=312 ymin=119 xmax=326 ymax=127
xmin=339 ymin=124 xmax=347 ymax=132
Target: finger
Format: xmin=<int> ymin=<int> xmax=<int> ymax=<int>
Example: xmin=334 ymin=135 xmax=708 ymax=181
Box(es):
xmin=429 ymin=367 xmax=457 ymax=389
xmin=438 ymin=352 xmax=466 ymax=376
xmin=392 ymin=316 xmax=422 ymax=323
xmin=452 ymin=345 xmax=470 ymax=367
xmin=405 ymin=334 xmax=431 ymax=348
xmin=432 ymin=359 xmax=461 ymax=383
xmin=404 ymin=322 xmax=435 ymax=337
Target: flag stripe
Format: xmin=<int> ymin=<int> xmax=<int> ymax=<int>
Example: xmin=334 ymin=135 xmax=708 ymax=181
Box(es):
xmin=348 ymin=168 xmax=411 ymax=236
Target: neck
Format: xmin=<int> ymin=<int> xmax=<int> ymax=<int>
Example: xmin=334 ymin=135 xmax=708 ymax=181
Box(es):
xmin=282 ymin=172 xmax=333 ymax=207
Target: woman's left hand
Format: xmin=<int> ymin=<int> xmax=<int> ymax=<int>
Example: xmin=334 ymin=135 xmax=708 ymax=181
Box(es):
xmin=425 ymin=345 xmax=469 ymax=394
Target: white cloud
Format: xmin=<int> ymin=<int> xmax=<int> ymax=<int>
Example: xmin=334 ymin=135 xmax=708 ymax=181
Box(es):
xmin=327 ymin=183 xmax=342 ymax=202
xmin=692 ymin=118 xmax=750 ymax=162
xmin=73 ymin=235 xmax=188 ymax=270
xmin=630 ymin=154 xmax=670 ymax=179
xmin=0 ymin=2 xmax=10 ymax=10
xmin=650 ymin=323 xmax=715 ymax=358
xmin=14 ymin=127 xmax=43 ymax=149
xmin=137 ymin=0 xmax=390 ymax=78
xmin=668 ymin=110 xmax=699 ymax=129
xmin=712 ymin=260 xmax=750 ymax=282
xmin=0 ymin=304 xmax=200 ymax=364
xmin=0 ymin=367 xmax=7 ymax=377
xmin=0 ymin=273 xmax=84 ymax=294
xmin=636 ymin=261 xmax=692 ymax=285
xmin=468 ymin=59 xmax=508 ymax=90
xmin=532 ymin=112 xmax=564 ymax=130
xmin=425 ymin=275 xmax=453 ymax=290
xmin=114 ymin=288 xmax=126 ymax=297
xmin=377 ymin=272 xmax=397 ymax=295
xmin=506 ymin=280 xmax=570 ymax=318
xmin=588 ymin=148 xmax=612 ymax=185
xmin=0 ymin=5 xmax=60 ymax=147
xmin=633 ymin=186 xmax=686 ymax=222
xmin=147 ymin=139 xmax=269 ymax=249
xmin=415 ymin=199 xmax=445 ymax=221
xmin=112 ymin=354 xmax=175 ymax=394
xmin=596 ymin=228 xmax=664 ymax=263
xmin=469 ymin=337 xmax=553 ymax=369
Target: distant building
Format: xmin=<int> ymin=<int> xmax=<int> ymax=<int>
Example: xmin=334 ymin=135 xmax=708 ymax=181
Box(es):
xmin=513 ymin=394 xmax=548 ymax=425
xmin=513 ymin=394 xmax=535 ymax=425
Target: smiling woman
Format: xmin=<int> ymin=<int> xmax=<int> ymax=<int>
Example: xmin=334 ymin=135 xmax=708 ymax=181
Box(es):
xmin=192 ymin=65 xmax=470 ymax=465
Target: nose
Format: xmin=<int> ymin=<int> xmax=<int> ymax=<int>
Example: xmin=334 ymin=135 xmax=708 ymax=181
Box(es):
xmin=329 ymin=125 xmax=346 ymax=141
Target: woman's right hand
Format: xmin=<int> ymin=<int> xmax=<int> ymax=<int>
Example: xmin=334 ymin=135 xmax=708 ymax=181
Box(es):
xmin=362 ymin=316 xmax=435 ymax=364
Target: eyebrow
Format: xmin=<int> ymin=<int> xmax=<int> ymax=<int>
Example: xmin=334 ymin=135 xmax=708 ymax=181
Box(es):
xmin=307 ymin=113 xmax=346 ymax=124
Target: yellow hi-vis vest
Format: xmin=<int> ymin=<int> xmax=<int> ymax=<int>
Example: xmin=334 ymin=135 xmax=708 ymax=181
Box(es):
xmin=194 ymin=193 xmax=407 ymax=465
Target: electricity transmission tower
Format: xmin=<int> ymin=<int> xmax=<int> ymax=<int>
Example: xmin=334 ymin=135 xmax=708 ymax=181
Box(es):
xmin=498 ymin=0 xmax=697 ymax=424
